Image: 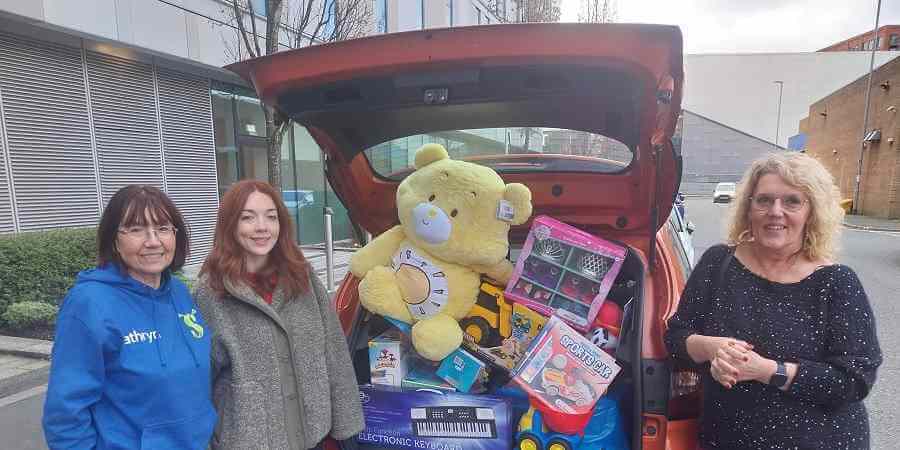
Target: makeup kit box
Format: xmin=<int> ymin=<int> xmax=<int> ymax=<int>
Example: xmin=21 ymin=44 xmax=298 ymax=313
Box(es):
xmin=505 ymin=215 xmax=626 ymax=332
xmin=357 ymin=384 xmax=513 ymax=450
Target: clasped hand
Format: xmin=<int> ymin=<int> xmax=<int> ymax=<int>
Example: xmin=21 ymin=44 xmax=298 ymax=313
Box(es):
xmin=708 ymin=337 xmax=772 ymax=389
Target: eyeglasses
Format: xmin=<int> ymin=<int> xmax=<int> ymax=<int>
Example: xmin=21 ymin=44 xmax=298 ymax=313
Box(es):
xmin=749 ymin=194 xmax=808 ymax=212
xmin=117 ymin=225 xmax=177 ymax=241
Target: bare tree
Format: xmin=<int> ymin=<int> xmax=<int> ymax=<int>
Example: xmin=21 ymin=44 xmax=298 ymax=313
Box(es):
xmin=578 ymin=0 xmax=617 ymax=23
xmin=226 ymin=0 xmax=373 ymax=189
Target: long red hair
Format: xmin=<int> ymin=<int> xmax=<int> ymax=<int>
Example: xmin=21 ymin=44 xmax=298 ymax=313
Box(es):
xmin=200 ymin=180 xmax=310 ymax=299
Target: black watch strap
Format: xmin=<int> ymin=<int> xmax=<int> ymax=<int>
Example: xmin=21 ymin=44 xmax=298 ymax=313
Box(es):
xmin=769 ymin=361 xmax=788 ymax=387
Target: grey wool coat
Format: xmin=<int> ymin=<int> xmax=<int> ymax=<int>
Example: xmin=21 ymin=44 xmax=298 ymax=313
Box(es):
xmin=194 ymin=269 xmax=364 ymax=450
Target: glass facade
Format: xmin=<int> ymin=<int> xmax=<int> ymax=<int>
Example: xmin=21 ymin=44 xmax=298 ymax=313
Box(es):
xmin=211 ymin=88 xmax=356 ymax=246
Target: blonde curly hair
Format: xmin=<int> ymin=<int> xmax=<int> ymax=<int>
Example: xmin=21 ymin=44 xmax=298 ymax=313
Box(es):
xmin=726 ymin=152 xmax=843 ymax=261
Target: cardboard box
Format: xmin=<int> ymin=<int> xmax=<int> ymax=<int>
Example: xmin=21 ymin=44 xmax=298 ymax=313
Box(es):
xmin=402 ymin=357 xmax=456 ymax=392
xmin=357 ymin=385 xmax=513 ymax=450
xmin=505 ymin=215 xmax=626 ymax=331
xmin=436 ymin=347 xmax=487 ymax=393
xmin=369 ymin=328 xmax=411 ymax=388
xmin=513 ymin=315 xmax=621 ymax=416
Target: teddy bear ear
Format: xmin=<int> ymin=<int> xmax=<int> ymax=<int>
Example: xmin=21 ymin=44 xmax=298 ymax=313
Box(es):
xmin=503 ymin=183 xmax=533 ymax=225
xmin=414 ymin=143 xmax=450 ymax=169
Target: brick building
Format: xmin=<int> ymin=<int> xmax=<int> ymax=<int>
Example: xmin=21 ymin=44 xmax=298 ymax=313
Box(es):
xmin=819 ymin=25 xmax=900 ymax=52
xmin=799 ymin=57 xmax=900 ymax=219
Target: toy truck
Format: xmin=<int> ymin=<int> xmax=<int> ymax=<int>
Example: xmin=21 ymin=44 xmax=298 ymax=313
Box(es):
xmin=515 ymin=396 xmax=629 ymax=450
xmin=460 ymin=282 xmax=514 ymax=348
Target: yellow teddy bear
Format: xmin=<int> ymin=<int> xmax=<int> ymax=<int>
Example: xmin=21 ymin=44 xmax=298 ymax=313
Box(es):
xmin=349 ymin=143 xmax=533 ymax=361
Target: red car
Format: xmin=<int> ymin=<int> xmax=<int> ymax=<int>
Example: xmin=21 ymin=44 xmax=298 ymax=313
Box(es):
xmin=231 ymin=23 xmax=699 ymax=450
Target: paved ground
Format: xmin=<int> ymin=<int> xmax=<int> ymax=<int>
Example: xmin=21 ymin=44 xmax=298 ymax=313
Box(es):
xmin=684 ymin=198 xmax=900 ymax=450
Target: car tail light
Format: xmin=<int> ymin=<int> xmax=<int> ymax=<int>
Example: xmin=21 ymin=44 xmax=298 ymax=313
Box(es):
xmin=668 ymin=368 xmax=702 ymax=419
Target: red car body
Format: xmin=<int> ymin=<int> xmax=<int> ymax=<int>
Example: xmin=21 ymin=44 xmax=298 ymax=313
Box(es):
xmin=230 ymin=23 xmax=699 ymax=450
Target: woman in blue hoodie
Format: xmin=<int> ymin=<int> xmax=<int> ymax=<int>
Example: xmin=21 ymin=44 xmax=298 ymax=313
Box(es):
xmin=43 ymin=185 xmax=216 ymax=450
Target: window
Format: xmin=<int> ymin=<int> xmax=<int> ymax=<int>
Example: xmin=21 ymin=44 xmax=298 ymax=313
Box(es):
xmin=212 ymin=91 xmax=238 ymax=197
xmin=323 ymin=0 xmax=336 ymax=39
xmin=398 ymin=0 xmax=423 ymax=31
xmin=249 ymin=0 xmax=266 ymax=16
xmin=363 ymin=127 xmax=633 ymax=180
xmin=235 ymin=96 xmax=266 ymax=137
xmin=375 ymin=0 xmax=388 ymax=33
xmin=890 ymin=34 xmax=899 ymax=49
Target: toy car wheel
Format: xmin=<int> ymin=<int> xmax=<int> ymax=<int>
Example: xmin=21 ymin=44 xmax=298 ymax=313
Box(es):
xmin=517 ymin=432 xmax=543 ymax=450
xmin=546 ymin=385 xmax=559 ymax=396
xmin=461 ymin=317 xmax=497 ymax=346
xmin=547 ymin=438 xmax=574 ymax=450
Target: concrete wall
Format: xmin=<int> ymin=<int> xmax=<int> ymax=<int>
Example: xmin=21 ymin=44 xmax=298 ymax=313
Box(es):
xmin=803 ymin=58 xmax=900 ymax=219
xmin=679 ymin=110 xmax=785 ymax=195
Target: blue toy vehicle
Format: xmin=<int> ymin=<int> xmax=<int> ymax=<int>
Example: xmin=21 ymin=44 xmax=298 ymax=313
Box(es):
xmin=515 ymin=396 xmax=629 ymax=450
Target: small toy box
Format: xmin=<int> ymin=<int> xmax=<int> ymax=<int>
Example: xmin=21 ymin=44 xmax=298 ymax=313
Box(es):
xmin=403 ymin=357 xmax=456 ymax=392
xmin=369 ymin=328 xmax=411 ymax=389
xmin=357 ymin=384 xmax=513 ymax=450
xmin=460 ymin=283 xmax=548 ymax=372
xmin=512 ymin=315 xmax=622 ymax=434
xmin=505 ymin=215 xmax=626 ymax=331
xmin=437 ymin=347 xmax=488 ymax=393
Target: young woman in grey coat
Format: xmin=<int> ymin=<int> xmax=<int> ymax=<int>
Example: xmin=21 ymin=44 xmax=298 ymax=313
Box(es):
xmin=194 ymin=180 xmax=364 ymax=450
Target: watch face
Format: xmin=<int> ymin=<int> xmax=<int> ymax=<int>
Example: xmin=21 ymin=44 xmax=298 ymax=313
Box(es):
xmin=770 ymin=362 xmax=788 ymax=387
xmin=391 ymin=246 xmax=449 ymax=320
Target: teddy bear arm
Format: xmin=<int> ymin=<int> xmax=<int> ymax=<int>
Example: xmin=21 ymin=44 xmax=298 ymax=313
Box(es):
xmin=358 ymin=266 xmax=414 ymax=323
xmin=471 ymin=259 xmax=515 ymax=285
xmin=349 ymin=225 xmax=407 ymax=278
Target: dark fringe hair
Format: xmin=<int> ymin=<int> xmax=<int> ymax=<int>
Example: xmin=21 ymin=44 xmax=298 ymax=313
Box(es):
xmin=97 ymin=185 xmax=189 ymax=272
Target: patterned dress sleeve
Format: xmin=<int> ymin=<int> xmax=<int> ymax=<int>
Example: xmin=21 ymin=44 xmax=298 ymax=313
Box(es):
xmin=787 ymin=265 xmax=883 ymax=408
xmin=664 ymin=244 xmax=730 ymax=363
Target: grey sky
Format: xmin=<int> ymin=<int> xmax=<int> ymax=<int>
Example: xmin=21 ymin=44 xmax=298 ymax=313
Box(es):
xmin=560 ymin=0 xmax=900 ymax=54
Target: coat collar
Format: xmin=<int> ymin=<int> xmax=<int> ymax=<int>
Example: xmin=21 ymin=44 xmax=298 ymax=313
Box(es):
xmin=223 ymin=277 xmax=290 ymax=332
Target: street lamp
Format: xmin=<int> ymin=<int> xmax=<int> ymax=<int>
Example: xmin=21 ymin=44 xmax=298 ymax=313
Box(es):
xmin=774 ymin=81 xmax=784 ymax=150
xmin=853 ymin=0 xmax=883 ymax=215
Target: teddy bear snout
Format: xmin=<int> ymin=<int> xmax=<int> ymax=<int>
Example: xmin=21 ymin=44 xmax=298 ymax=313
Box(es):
xmin=412 ymin=202 xmax=452 ymax=244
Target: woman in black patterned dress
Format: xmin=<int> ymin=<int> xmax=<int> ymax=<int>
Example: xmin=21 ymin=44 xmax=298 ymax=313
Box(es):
xmin=665 ymin=153 xmax=882 ymax=450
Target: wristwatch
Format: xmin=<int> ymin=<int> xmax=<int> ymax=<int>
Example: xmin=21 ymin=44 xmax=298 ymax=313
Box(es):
xmin=769 ymin=361 xmax=788 ymax=387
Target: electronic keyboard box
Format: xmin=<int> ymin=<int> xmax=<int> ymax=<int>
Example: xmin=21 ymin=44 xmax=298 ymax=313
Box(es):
xmin=357 ymin=384 xmax=513 ymax=450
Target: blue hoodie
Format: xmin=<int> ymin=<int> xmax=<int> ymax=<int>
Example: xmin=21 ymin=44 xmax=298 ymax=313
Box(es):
xmin=43 ymin=264 xmax=216 ymax=450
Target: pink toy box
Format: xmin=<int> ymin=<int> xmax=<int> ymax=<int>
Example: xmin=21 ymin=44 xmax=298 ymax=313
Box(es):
xmin=505 ymin=215 xmax=627 ymax=331
xmin=512 ymin=315 xmax=622 ymax=434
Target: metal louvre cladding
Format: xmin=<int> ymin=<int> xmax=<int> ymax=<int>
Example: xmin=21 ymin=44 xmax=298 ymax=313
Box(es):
xmin=85 ymin=51 xmax=164 ymax=206
xmin=0 ymin=32 xmax=99 ymax=230
xmin=157 ymin=68 xmax=218 ymax=265
xmin=0 ymin=113 xmax=12 ymax=233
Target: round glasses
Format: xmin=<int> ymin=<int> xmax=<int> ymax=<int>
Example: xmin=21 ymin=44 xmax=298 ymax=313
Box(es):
xmin=117 ymin=225 xmax=177 ymax=242
xmin=749 ymin=194 xmax=808 ymax=213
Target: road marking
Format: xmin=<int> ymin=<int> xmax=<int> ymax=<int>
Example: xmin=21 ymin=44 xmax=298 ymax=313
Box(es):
xmin=0 ymin=384 xmax=47 ymax=408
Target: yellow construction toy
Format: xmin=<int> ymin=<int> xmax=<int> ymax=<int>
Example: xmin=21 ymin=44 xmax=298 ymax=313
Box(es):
xmin=460 ymin=282 xmax=513 ymax=348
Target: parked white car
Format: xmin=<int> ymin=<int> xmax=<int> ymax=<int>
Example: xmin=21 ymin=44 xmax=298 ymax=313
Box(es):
xmin=713 ymin=182 xmax=737 ymax=203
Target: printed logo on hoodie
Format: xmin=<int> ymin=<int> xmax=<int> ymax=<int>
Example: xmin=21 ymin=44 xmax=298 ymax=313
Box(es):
xmin=122 ymin=329 xmax=161 ymax=345
xmin=178 ymin=308 xmax=205 ymax=339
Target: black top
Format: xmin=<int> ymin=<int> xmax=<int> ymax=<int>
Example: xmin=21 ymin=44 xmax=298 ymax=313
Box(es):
xmin=665 ymin=245 xmax=882 ymax=450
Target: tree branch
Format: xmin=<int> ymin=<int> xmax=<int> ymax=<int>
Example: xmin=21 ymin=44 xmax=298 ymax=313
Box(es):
xmin=231 ymin=0 xmax=258 ymax=58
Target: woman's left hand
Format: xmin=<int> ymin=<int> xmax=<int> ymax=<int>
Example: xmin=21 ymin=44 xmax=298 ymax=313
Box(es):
xmin=715 ymin=344 xmax=776 ymax=384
